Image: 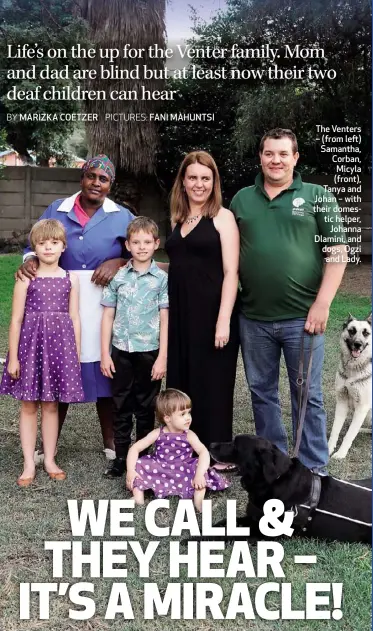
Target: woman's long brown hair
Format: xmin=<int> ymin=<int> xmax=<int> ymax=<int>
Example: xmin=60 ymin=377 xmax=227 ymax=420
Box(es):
xmin=170 ymin=151 xmax=222 ymax=224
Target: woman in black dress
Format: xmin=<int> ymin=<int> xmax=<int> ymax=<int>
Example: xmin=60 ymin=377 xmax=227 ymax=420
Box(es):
xmin=165 ymin=151 xmax=239 ymax=466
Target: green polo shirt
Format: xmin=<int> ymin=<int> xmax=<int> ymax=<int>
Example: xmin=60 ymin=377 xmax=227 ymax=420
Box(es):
xmin=230 ymin=171 xmax=346 ymax=321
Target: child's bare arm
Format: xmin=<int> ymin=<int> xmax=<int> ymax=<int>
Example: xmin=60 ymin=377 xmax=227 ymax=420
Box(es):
xmin=187 ymin=431 xmax=210 ymax=489
xmin=158 ymin=308 xmax=168 ymax=361
xmin=126 ymin=429 xmax=160 ymax=470
xmin=151 ymin=308 xmax=169 ymax=380
xmin=8 ymin=279 xmax=29 ymax=378
xmin=100 ymin=307 xmax=116 ymax=378
xmin=126 ymin=428 xmax=160 ymax=489
xmin=69 ymin=273 xmax=81 ymax=357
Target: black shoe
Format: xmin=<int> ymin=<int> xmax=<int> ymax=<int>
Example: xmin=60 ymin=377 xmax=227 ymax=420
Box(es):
xmin=104 ymin=457 xmax=126 ymax=478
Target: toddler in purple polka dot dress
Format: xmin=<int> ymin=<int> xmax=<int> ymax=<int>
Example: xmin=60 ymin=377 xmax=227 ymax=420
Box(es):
xmin=0 ymin=219 xmax=84 ymax=487
xmin=126 ymin=389 xmax=230 ymax=511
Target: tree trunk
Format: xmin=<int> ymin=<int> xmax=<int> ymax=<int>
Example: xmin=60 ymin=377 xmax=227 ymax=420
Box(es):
xmin=79 ymin=0 xmax=166 ymax=179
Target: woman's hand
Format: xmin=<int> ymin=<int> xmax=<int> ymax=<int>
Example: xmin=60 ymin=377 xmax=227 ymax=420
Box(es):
xmin=215 ymin=317 xmax=230 ymax=349
xmin=100 ymin=354 xmax=116 ymax=379
xmin=91 ymin=258 xmax=125 ymax=286
xmin=7 ymin=359 xmax=20 ymax=379
xmin=15 ymin=257 xmax=39 ymax=282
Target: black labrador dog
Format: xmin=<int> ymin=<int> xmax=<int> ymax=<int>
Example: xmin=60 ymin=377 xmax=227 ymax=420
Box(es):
xmin=210 ymin=435 xmax=372 ymax=545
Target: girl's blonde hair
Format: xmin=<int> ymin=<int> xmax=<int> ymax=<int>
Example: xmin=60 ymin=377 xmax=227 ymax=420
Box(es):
xmin=29 ymin=219 xmax=67 ymax=250
xmin=170 ymin=151 xmax=222 ymax=224
xmin=155 ymin=388 xmax=192 ymax=424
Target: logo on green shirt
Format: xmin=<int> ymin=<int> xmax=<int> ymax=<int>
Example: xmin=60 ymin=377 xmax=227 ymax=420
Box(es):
xmin=292 ymin=197 xmax=306 ymax=216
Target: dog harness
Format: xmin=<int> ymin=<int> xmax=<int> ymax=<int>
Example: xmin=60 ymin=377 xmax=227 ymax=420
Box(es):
xmin=291 ymin=473 xmax=322 ymax=532
xmin=245 ymin=476 xmax=371 ymax=533
xmin=299 ymin=478 xmax=372 ymax=528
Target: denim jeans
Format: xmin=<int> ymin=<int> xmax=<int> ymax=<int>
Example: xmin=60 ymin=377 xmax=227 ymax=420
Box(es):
xmin=239 ymin=315 xmax=329 ymax=472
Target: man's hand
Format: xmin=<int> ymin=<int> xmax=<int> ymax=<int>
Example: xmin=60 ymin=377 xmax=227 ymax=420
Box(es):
xmin=192 ymin=473 xmax=207 ymax=490
xmin=91 ymin=258 xmax=125 ymax=286
xmin=15 ymin=257 xmax=38 ymax=282
xmin=305 ymin=300 xmax=330 ymax=334
xmin=7 ymin=359 xmax=20 ymax=379
xmin=100 ymin=354 xmax=116 ymax=379
xmin=151 ymin=356 xmax=166 ymax=381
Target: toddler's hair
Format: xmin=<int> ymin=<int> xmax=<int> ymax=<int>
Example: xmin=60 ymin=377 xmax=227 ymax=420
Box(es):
xmin=29 ymin=219 xmax=67 ymax=249
xmin=127 ymin=216 xmax=159 ymax=240
xmin=155 ymin=388 xmax=192 ymax=423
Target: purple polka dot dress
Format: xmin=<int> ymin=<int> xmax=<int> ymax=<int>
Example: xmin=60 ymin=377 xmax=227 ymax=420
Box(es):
xmin=133 ymin=427 xmax=230 ymax=499
xmin=0 ymin=274 xmax=84 ymax=402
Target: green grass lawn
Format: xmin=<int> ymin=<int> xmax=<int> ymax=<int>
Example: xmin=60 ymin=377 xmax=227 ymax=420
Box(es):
xmin=0 ymin=254 xmax=371 ymax=630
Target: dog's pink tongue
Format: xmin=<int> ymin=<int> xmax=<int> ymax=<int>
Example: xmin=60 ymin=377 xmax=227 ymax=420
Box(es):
xmin=352 ymin=349 xmax=362 ymax=358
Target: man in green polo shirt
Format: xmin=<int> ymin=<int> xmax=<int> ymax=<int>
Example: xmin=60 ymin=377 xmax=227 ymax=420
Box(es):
xmin=230 ymin=128 xmax=347 ymax=474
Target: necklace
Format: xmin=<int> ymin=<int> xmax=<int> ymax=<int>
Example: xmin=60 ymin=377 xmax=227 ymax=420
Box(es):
xmin=185 ymin=214 xmax=202 ymax=225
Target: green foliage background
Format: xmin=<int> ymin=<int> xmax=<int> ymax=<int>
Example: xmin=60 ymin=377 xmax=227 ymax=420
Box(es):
xmin=0 ymin=0 xmax=86 ymax=164
xmin=157 ymin=0 xmax=372 ymax=197
xmin=0 ymin=0 xmax=371 ymax=191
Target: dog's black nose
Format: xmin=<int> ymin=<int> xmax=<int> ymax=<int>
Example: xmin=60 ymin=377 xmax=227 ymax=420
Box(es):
xmin=353 ymin=342 xmax=362 ymax=349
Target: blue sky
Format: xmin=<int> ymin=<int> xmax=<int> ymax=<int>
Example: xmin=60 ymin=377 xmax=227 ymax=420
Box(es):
xmin=166 ymin=0 xmax=226 ymax=39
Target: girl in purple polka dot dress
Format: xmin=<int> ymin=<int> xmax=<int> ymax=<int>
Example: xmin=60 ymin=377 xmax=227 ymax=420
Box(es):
xmin=126 ymin=389 xmax=230 ymax=511
xmin=0 ymin=219 xmax=84 ymax=487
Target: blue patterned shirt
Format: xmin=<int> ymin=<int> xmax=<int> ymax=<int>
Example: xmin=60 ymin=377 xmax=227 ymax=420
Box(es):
xmin=101 ymin=260 xmax=169 ymax=352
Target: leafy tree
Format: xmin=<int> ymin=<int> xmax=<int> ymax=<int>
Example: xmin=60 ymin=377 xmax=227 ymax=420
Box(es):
xmin=158 ymin=0 xmax=371 ymax=199
xmin=0 ymin=0 xmax=86 ymax=163
xmin=0 ymin=128 xmax=7 ymax=151
xmin=0 ymin=127 xmax=7 ymax=176
xmin=65 ymin=125 xmax=87 ymax=158
xmin=230 ymin=0 xmax=371 ymax=172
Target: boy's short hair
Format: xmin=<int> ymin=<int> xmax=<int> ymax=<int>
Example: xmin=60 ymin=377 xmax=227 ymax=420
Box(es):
xmin=29 ymin=219 xmax=67 ymax=249
xmin=126 ymin=216 xmax=159 ymax=241
xmin=155 ymin=388 xmax=192 ymax=424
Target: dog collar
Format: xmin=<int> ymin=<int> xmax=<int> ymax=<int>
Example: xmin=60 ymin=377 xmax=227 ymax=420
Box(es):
xmin=245 ymin=474 xmax=322 ymax=533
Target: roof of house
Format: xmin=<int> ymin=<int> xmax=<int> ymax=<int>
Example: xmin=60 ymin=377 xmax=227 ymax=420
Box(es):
xmin=0 ymin=149 xmax=16 ymax=157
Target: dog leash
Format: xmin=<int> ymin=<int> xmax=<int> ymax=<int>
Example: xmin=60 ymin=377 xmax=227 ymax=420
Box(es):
xmin=293 ymin=333 xmax=315 ymax=458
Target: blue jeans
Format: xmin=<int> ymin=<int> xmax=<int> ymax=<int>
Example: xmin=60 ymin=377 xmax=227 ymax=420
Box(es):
xmin=239 ymin=315 xmax=328 ymax=472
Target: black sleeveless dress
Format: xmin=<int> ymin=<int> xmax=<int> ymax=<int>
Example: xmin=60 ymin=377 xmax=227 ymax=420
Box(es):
xmin=165 ymin=217 xmax=239 ymax=448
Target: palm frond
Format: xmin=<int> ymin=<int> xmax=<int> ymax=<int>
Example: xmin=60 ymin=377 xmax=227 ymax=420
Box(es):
xmin=80 ymin=0 xmax=166 ymax=174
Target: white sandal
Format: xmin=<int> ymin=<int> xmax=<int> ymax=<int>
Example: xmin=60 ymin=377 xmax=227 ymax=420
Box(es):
xmin=103 ymin=448 xmax=116 ymax=461
xmin=34 ymin=448 xmax=58 ymax=465
xmin=34 ymin=450 xmax=45 ymax=465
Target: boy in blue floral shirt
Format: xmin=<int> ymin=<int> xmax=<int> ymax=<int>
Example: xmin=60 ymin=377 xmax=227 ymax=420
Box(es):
xmin=101 ymin=217 xmax=169 ymax=477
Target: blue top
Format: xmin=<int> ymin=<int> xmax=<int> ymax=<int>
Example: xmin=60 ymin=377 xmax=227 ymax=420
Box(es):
xmin=101 ymin=259 xmax=169 ymax=352
xmin=24 ymin=193 xmax=135 ymax=270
